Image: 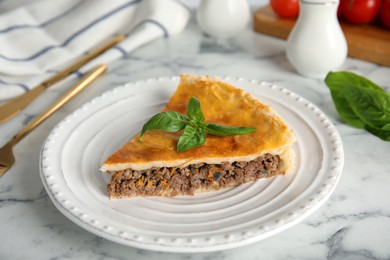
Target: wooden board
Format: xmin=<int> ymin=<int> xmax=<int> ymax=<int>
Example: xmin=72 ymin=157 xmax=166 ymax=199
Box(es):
xmin=253 ymin=5 xmax=390 ymax=67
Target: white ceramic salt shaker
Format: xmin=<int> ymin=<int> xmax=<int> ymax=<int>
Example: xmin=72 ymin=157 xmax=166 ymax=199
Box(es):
xmin=286 ymin=0 xmax=348 ymax=78
xmin=196 ymin=0 xmax=250 ymax=38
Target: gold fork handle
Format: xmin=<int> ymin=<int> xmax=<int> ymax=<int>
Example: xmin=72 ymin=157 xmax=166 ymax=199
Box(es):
xmin=0 ymin=34 xmax=124 ymax=124
xmin=11 ymin=64 xmax=107 ymax=145
xmin=0 ymin=86 xmax=47 ymax=123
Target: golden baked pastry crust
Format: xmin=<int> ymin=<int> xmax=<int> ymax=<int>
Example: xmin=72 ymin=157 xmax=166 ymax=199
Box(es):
xmin=101 ymin=74 xmax=296 ymax=173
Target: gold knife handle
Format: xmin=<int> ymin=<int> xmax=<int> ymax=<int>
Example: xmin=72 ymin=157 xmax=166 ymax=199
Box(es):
xmin=11 ymin=64 xmax=107 ymax=145
xmin=0 ymin=34 xmax=124 ymax=123
xmin=40 ymin=35 xmax=123 ymax=88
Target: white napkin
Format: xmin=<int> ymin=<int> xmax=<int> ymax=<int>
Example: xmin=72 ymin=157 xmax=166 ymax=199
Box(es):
xmin=0 ymin=0 xmax=190 ymax=100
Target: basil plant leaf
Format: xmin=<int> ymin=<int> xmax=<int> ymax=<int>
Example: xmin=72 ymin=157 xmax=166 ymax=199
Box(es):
xmin=325 ymin=71 xmax=387 ymax=129
xmin=342 ymin=85 xmax=390 ymax=131
xmin=366 ymin=126 xmax=390 ymax=141
xmin=177 ymin=124 xmax=206 ymax=152
xmin=205 ymin=123 xmax=256 ymax=136
xmin=139 ymin=95 xmax=258 ymax=151
xmin=139 ymin=111 xmax=189 ymax=141
xmin=326 ymin=71 xmax=384 ymax=92
xmin=325 ymin=71 xmax=390 ymax=142
xmin=186 ymin=96 xmax=205 ymax=123
xmin=325 ymin=72 xmax=365 ymax=128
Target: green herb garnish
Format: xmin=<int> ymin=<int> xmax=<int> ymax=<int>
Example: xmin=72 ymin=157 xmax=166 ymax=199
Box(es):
xmin=325 ymin=71 xmax=390 ymax=141
xmin=139 ymin=96 xmax=256 ymax=151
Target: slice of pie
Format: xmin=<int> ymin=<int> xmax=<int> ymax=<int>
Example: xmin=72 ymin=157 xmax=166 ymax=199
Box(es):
xmin=101 ymin=74 xmax=296 ymax=199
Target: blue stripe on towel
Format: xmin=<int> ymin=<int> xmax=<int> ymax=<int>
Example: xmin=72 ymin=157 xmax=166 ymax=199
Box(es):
xmin=0 ymin=17 xmax=169 ymax=91
xmin=47 ymin=69 xmax=84 ymax=78
xmin=126 ymin=18 xmax=169 ymax=38
xmin=0 ymin=79 xmax=29 ymax=91
xmin=2 ymin=68 xmax=86 ymax=94
xmin=0 ymin=1 xmax=84 ymax=34
xmin=113 ymin=45 xmax=127 ymax=56
xmin=145 ymin=19 xmax=169 ymax=38
xmin=0 ymin=0 xmax=142 ymax=62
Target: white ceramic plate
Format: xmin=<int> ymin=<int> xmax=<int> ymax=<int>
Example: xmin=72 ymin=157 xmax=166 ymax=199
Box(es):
xmin=40 ymin=77 xmax=344 ymax=252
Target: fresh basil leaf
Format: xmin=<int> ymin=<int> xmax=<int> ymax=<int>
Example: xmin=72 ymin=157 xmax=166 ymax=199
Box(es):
xmin=205 ymin=123 xmax=256 ymax=136
xmin=325 ymin=71 xmax=390 ymax=142
xmin=177 ymin=124 xmax=206 ymax=152
xmin=139 ymin=111 xmax=189 ymax=141
xmin=140 ymin=96 xmax=258 ymax=150
xmin=326 ymin=71 xmax=384 ymax=92
xmin=186 ymin=96 xmax=204 ymax=123
xmin=325 ymin=71 xmax=387 ymax=129
xmin=366 ymin=126 xmax=390 ymax=141
xmin=342 ymin=85 xmax=390 ymax=131
xmin=325 ymin=73 xmax=365 ymax=128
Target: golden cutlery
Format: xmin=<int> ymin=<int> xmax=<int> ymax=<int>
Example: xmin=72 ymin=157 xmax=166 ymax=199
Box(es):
xmin=0 ymin=34 xmax=124 ymax=123
xmin=0 ymin=64 xmax=107 ymax=177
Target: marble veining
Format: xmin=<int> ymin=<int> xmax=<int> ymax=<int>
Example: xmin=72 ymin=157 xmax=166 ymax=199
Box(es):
xmin=1 ymin=3 xmax=390 ymax=260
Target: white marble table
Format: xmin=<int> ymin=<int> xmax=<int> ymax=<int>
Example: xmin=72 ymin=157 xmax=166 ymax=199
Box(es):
xmin=1 ymin=5 xmax=390 ymax=260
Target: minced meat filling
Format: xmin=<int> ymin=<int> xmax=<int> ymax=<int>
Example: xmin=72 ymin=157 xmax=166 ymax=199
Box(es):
xmin=107 ymin=153 xmax=283 ymax=198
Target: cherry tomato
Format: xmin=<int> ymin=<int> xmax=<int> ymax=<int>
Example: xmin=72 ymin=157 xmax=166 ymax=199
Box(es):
xmin=340 ymin=0 xmax=382 ymax=24
xmin=380 ymin=0 xmax=390 ymax=29
xmin=338 ymin=0 xmax=349 ymax=17
xmin=270 ymin=0 xmax=300 ymax=19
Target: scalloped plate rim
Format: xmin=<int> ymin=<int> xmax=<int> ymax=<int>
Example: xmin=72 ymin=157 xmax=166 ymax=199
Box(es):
xmin=39 ymin=76 xmax=344 ymax=252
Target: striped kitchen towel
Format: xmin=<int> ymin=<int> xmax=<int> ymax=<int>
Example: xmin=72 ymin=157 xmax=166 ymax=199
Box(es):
xmin=0 ymin=0 xmax=190 ymax=100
